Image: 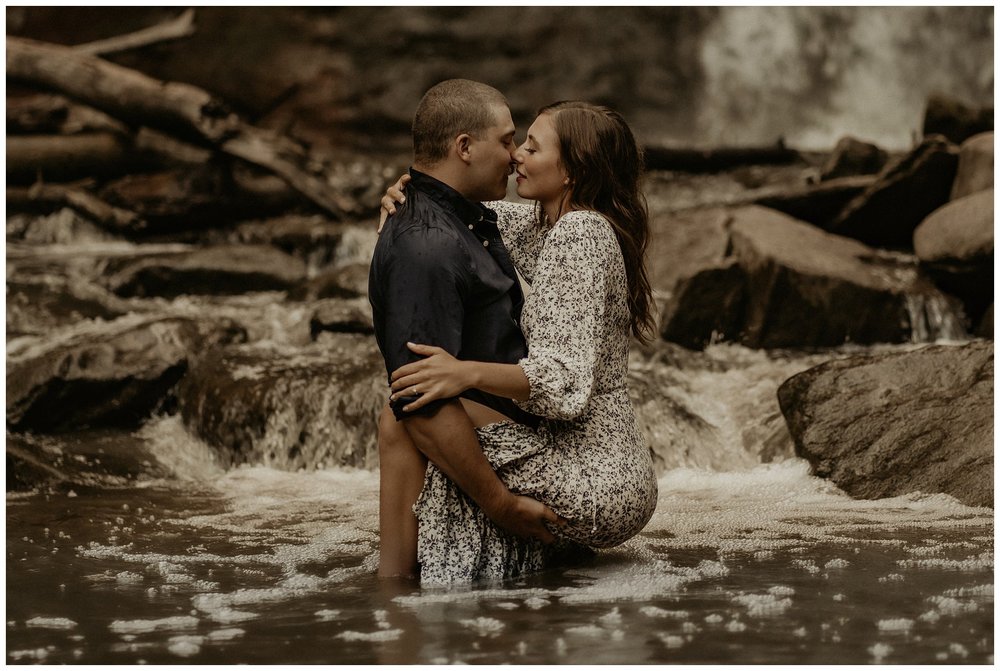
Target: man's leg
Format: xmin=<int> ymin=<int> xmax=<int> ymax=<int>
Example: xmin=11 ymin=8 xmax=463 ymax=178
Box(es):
xmin=377 ymin=404 xmax=427 ymax=578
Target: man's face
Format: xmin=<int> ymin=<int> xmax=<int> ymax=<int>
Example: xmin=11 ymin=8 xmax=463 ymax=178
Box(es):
xmin=465 ymin=104 xmax=517 ymax=202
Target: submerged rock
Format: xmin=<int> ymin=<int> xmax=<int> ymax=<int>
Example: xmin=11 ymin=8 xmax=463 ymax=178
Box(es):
xmin=105 ymin=245 xmax=308 ymax=298
xmin=777 ymin=341 xmax=993 ymax=507
xmin=950 ymin=132 xmax=994 ymax=201
xmin=7 ymin=315 xmax=247 ymax=432
xmin=176 ymin=335 xmax=385 ymax=470
xmin=660 ymin=206 xmax=968 ymax=350
xmin=913 ymin=188 xmax=993 ymax=327
xmin=830 ymin=135 xmax=960 ymax=250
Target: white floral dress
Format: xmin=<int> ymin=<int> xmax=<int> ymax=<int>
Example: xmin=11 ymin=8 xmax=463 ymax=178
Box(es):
xmin=413 ymin=202 xmax=658 ymax=586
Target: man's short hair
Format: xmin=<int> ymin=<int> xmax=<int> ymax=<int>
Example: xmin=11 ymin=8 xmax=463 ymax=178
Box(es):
xmin=412 ymin=79 xmax=509 ymax=165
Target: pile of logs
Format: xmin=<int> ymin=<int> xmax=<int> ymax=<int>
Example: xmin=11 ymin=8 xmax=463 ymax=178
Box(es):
xmin=7 ymin=11 xmax=376 ymax=240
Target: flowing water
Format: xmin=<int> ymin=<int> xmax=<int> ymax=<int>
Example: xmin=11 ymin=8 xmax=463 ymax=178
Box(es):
xmin=6 ymin=344 xmax=993 ymax=665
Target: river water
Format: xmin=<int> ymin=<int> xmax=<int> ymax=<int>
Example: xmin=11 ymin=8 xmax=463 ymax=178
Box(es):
xmin=6 ymin=343 xmax=993 ymax=665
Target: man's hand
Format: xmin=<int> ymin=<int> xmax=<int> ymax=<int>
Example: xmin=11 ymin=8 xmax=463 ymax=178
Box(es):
xmin=488 ymin=492 xmax=565 ymax=544
xmin=378 ymin=173 xmax=412 ymax=233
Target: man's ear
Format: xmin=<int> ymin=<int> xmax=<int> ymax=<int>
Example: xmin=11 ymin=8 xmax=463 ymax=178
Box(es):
xmin=455 ymin=133 xmax=473 ymax=164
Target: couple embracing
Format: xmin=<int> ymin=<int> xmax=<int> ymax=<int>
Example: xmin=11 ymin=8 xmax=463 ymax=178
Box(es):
xmin=368 ymin=79 xmax=657 ymax=586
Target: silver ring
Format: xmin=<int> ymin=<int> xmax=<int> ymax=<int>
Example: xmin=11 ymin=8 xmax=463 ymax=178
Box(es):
xmin=411 ymin=386 xmax=419 ymax=395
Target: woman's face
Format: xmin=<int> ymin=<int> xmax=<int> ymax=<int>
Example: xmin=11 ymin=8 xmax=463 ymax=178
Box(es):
xmin=513 ymin=113 xmax=570 ymax=204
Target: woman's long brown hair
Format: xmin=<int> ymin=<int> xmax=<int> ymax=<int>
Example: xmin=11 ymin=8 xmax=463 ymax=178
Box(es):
xmin=538 ymin=100 xmax=655 ymax=341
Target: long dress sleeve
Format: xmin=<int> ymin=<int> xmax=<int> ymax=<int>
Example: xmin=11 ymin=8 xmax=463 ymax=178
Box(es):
xmin=514 ymin=211 xmax=620 ymax=420
xmin=486 ymin=200 xmax=546 ymax=284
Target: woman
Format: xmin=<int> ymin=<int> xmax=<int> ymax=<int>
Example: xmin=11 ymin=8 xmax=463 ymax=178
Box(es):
xmin=379 ymin=101 xmax=658 ymax=585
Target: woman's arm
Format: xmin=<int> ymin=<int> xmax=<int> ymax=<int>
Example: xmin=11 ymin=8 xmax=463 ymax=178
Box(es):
xmin=389 ymin=344 xmax=529 ymax=412
xmin=512 ymin=212 xmax=618 ymax=420
xmin=485 ymin=200 xmax=545 ymax=283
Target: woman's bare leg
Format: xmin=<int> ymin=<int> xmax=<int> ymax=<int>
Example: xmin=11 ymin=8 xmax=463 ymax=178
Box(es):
xmin=377 ymin=404 xmax=427 ymax=578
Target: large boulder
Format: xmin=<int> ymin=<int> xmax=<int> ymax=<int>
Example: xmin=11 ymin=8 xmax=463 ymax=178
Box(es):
xmin=659 ymin=259 xmax=747 ymax=349
xmin=105 ymin=245 xmax=308 ymax=298
xmin=176 ymin=335 xmax=386 ymax=471
xmin=660 ymin=206 xmax=968 ymax=349
xmin=777 ymin=341 xmax=993 ymax=507
xmin=913 ymin=188 xmax=993 ymax=326
xmin=922 ymin=93 xmax=993 ymax=145
xmin=646 ymin=207 xmax=732 ymax=297
xmin=819 ymin=136 xmax=890 ymax=181
xmin=829 ymin=135 xmax=960 ymax=250
xmin=753 ymin=175 xmax=875 ymax=230
xmin=950 ymin=132 xmax=994 ymax=200
xmin=7 ymin=315 xmax=247 ymax=432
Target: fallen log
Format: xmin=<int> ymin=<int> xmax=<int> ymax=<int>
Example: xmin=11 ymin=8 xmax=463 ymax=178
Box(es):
xmin=73 ymin=9 xmax=196 ymax=56
xmin=7 ymin=182 xmax=146 ymax=234
xmin=644 ymin=141 xmax=802 ymax=172
xmin=7 ymin=132 xmax=134 ymax=183
xmin=7 ymin=36 xmax=351 ymax=218
xmin=6 ymin=94 xmax=69 ymax=134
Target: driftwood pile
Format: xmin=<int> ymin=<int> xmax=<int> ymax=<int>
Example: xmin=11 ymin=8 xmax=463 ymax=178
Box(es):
xmin=7 ymin=12 xmax=382 ymax=241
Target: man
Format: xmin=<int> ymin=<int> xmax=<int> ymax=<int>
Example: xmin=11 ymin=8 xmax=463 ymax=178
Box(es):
xmin=368 ymin=79 xmax=559 ymax=578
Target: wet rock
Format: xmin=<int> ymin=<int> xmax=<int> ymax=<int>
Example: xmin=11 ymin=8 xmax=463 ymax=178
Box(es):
xmin=647 ymin=207 xmax=732 ymax=297
xmin=659 ymin=259 xmax=747 ymax=349
xmin=661 ymin=206 xmax=969 ymax=350
xmin=922 ymin=93 xmax=993 ymax=145
xmin=105 ymin=245 xmax=308 ymax=298
xmin=7 ymin=315 xmax=247 ymax=432
xmin=829 ymin=135 xmax=960 ymax=250
xmin=309 ymin=298 xmax=374 ymax=338
xmin=950 ymin=132 xmax=994 ymax=200
xmin=819 ymin=136 xmax=889 ymax=181
xmin=176 ymin=335 xmax=385 ymax=470
xmin=7 ymin=431 xmax=170 ymax=491
xmin=753 ymin=175 xmax=875 ymax=230
xmin=290 ymin=261 xmax=370 ymax=301
xmin=730 ymin=207 xmax=967 ymax=348
xmin=975 ymin=304 xmax=993 ymax=339
xmin=913 ymin=188 xmax=993 ymax=327
xmin=203 ymin=215 xmax=352 ymax=274
xmin=778 ymin=341 xmax=993 ymax=507
xmin=7 ymin=275 xmax=131 ymax=337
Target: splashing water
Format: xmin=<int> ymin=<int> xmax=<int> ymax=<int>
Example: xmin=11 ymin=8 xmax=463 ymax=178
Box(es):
xmin=6 ymin=343 xmax=993 ymax=665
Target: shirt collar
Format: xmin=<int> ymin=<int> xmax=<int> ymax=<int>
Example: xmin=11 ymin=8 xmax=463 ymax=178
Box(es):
xmin=408 ymin=168 xmax=498 ymax=228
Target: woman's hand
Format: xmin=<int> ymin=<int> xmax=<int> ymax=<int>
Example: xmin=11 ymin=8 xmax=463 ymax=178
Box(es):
xmin=390 ymin=342 xmax=472 ymax=412
xmin=377 ymin=173 xmax=411 ymax=233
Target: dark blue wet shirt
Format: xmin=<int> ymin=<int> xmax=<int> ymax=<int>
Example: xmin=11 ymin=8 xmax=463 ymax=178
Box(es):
xmin=368 ymin=169 xmax=541 ymax=427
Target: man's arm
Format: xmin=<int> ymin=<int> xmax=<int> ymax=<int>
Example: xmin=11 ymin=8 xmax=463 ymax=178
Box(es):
xmin=402 ymin=400 xmax=560 ymax=543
